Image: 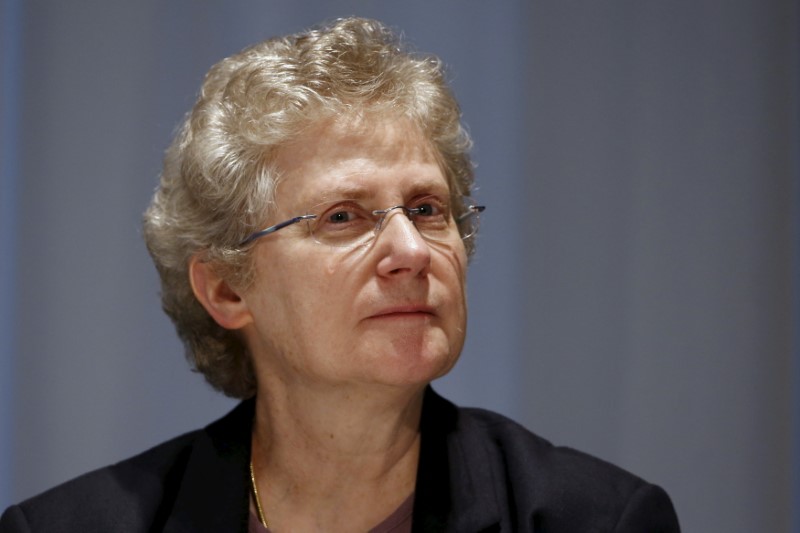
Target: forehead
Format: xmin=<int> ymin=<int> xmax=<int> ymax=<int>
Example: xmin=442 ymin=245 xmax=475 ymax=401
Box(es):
xmin=273 ymin=116 xmax=447 ymax=206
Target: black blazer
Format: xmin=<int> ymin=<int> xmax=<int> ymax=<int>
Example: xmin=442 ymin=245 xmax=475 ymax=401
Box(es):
xmin=1 ymin=388 xmax=680 ymax=532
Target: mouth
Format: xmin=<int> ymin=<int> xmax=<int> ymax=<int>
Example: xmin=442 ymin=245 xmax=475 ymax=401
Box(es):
xmin=368 ymin=305 xmax=436 ymax=320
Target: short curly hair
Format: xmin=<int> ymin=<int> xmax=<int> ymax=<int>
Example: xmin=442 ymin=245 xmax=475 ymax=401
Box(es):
xmin=142 ymin=17 xmax=475 ymax=399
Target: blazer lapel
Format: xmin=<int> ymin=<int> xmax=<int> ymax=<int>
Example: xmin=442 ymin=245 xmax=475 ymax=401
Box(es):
xmin=163 ymin=400 xmax=254 ymax=533
xmin=413 ymin=388 xmax=502 ymax=532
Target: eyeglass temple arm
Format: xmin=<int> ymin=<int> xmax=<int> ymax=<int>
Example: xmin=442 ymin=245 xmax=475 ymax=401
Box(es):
xmin=457 ymin=205 xmax=486 ymax=222
xmin=239 ymin=214 xmax=316 ymax=246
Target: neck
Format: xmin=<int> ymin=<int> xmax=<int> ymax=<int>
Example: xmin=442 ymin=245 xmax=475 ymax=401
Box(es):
xmin=250 ymin=380 xmax=426 ymax=531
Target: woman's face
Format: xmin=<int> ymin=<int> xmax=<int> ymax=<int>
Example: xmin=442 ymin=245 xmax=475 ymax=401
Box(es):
xmin=240 ymin=117 xmax=468 ymax=391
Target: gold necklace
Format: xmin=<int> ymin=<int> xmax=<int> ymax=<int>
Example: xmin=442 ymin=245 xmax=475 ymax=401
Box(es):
xmin=249 ymin=459 xmax=269 ymax=528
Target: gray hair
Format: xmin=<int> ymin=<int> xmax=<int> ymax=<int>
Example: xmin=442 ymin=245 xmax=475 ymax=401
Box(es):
xmin=142 ymin=17 xmax=475 ymax=399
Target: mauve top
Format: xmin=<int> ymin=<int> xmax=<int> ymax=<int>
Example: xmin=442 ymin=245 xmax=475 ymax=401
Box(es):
xmin=248 ymin=493 xmax=414 ymax=533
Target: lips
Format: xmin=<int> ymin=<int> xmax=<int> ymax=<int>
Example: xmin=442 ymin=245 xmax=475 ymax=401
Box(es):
xmin=369 ymin=304 xmax=436 ymax=319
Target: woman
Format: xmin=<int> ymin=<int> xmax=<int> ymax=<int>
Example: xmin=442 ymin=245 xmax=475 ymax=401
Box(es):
xmin=1 ymin=17 xmax=679 ymax=532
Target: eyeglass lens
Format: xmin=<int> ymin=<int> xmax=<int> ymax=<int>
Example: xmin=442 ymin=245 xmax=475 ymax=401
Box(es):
xmin=306 ymin=197 xmax=482 ymax=248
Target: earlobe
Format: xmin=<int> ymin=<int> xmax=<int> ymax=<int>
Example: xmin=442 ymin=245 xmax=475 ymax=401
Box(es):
xmin=189 ymin=255 xmax=253 ymax=330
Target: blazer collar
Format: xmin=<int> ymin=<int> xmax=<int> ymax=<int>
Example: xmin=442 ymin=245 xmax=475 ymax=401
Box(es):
xmin=163 ymin=399 xmax=254 ymax=533
xmin=413 ymin=387 xmax=502 ymax=532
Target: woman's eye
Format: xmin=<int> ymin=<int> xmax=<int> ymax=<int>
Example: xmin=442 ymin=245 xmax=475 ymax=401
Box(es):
xmin=413 ymin=200 xmax=446 ymax=217
xmin=327 ymin=210 xmax=355 ymax=223
xmin=417 ymin=204 xmax=435 ymax=216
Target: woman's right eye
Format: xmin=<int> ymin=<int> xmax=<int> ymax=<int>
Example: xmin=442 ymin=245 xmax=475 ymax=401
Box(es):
xmin=327 ymin=210 xmax=355 ymax=223
xmin=313 ymin=201 xmax=371 ymax=239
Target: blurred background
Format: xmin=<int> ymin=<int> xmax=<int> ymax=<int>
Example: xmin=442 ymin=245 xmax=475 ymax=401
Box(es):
xmin=1 ymin=1 xmax=797 ymax=531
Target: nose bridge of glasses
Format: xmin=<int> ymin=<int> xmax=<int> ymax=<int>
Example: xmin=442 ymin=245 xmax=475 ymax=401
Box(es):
xmin=373 ymin=205 xmax=416 ymax=233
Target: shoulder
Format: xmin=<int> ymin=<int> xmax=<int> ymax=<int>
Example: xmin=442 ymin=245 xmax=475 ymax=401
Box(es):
xmin=458 ymin=405 xmax=635 ymax=491
xmin=465 ymin=407 xmax=665 ymax=500
xmin=0 ymin=430 xmax=200 ymax=533
xmin=418 ymin=389 xmax=680 ymax=532
xmin=0 ymin=400 xmax=254 ymax=533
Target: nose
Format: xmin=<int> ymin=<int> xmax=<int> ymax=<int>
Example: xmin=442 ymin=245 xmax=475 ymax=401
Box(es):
xmin=374 ymin=208 xmax=432 ymax=278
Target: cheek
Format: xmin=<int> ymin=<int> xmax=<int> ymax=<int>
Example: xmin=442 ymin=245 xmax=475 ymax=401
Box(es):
xmin=245 ymin=250 xmax=307 ymax=331
xmin=249 ymin=248 xmax=346 ymax=331
xmin=431 ymin=245 xmax=469 ymax=339
xmin=435 ymin=242 xmax=468 ymax=297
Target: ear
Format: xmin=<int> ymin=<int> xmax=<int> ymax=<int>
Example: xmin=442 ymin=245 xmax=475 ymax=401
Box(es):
xmin=189 ymin=255 xmax=252 ymax=330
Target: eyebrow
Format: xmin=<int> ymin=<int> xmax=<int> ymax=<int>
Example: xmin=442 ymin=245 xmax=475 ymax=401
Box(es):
xmin=311 ymin=185 xmax=371 ymax=204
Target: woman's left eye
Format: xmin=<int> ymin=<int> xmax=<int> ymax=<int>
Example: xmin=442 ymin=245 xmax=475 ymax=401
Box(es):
xmin=413 ymin=199 xmax=446 ymax=217
xmin=416 ymin=203 xmax=437 ymax=216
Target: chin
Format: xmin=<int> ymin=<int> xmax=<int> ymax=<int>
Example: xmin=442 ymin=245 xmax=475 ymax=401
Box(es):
xmin=350 ymin=327 xmax=462 ymax=386
xmin=371 ymin=346 xmax=460 ymax=387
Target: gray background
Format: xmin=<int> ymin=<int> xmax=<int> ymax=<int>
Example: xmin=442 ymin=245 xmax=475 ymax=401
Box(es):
xmin=1 ymin=1 xmax=797 ymax=532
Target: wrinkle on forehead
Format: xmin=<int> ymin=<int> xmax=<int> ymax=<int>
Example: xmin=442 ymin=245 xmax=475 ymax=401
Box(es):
xmin=277 ymin=114 xmax=436 ymax=171
xmin=272 ymin=115 xmax=444 ymax=210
